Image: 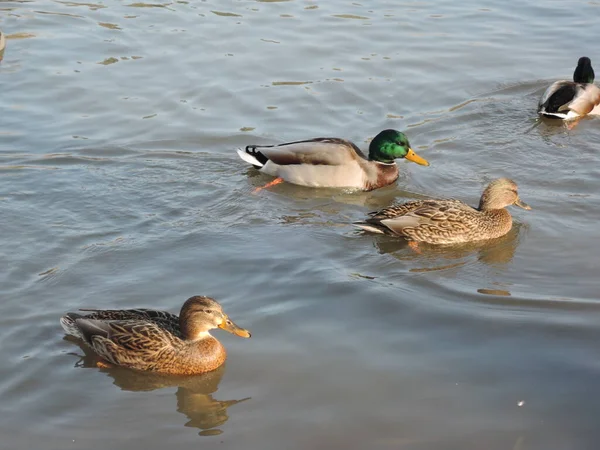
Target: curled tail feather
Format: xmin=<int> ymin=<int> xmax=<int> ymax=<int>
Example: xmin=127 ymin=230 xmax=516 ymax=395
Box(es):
xmin=236 ymin=146 xmax=267 ymax=168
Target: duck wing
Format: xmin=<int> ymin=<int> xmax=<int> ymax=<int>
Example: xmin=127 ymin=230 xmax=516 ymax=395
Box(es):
xmin=241 ymin=138 xmax=364 ymax=167
xmin=75 ymin=318 xmax=178 ymax=367
xmin=357 ymin=199 xmax=473 ymax=237
xmin=77 ymin=308 xmax=181 ymax=336
xmin=538 ymin=81 xmax=578 ymax=114
xmin=355 ymin=200 xmax=432 ymax=235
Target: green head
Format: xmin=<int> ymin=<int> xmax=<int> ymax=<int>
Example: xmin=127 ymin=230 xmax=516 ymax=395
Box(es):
xmin=368 ymin=129 xmax=429 ymax=166
xmin=573 ymin=56 xmax=595 ymax=83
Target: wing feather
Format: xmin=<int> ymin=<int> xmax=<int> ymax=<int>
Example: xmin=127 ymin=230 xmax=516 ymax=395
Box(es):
xmin=248 ymin=138 xmax=363 ymax=166
xmin=76 ymin=318 xmax=178 ymax=368
xmin=362 ymin=199 xmax=475 ymax=237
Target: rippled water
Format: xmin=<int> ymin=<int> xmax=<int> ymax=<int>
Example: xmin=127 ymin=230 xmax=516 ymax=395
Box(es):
xmin=2 ymin=0 xmax=600 ymax=449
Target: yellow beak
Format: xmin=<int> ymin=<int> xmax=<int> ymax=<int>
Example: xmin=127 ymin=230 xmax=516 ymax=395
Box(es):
xmin=219 ymin=315 xmax=251 ymax=338
xmin=404 ymin=148 xmax=430 ymax=166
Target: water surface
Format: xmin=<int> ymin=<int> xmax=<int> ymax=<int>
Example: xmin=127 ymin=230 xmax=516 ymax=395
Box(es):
xmin=2 ymin=0 xmax=600 ymax=449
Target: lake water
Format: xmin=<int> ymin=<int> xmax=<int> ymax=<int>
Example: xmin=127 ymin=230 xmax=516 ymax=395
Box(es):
xmin=2 ymin=0 xmax=600 ymax=449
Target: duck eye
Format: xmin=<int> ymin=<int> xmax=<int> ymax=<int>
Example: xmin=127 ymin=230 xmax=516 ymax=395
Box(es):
xmin=205 ymin=309 xmax=212 ymax=314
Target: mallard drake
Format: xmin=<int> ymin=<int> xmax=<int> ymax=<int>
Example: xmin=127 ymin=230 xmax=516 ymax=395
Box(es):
xmin=354 ymin=178 xmax=531 ymax=245
xmin=60 ymin=296 xmax=251 ymax=375
xmin=538 ymin=57 xmax=600 ymax=120
xmin=0 ymin=31 xmax=6 ymax=62
xmin=236 ymin=129 xmax=429 ymax=191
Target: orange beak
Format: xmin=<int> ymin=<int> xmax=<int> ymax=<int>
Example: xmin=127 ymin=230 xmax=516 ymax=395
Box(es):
xmin=404 ymin=148 xmax=429 ymax=166
xmin=219 ymin=315 xmax=251 ymax=338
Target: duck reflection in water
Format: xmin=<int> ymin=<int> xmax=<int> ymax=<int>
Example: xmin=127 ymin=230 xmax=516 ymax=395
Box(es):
xmin=65 ymin=338 xmax=250 ymax=436
xmin=368 ymin=222 xmax=525 ymax=272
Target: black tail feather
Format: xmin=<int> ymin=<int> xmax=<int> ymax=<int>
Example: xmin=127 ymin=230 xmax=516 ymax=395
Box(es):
xmin=245 ymin=145 xmax=269 ymax=166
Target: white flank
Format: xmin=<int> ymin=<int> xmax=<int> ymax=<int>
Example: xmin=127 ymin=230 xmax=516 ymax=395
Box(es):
xmin=275 ymin=161 xmax=365 ymax=188
xmin=539 ymin=110 xmax=580 ymax=120
xmin=236 ymin=149 xmax=264 ymax=167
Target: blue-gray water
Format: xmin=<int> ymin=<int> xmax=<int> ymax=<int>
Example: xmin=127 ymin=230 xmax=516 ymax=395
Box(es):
xmin=2 ymin=1 xmax=600 ymax=449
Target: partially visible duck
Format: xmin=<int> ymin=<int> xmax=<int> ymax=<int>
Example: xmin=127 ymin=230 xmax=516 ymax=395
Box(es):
xmin=538 ymin=57 xmax=600 ymax=120
xmin=0 ymin=31 xmax=6 ymax=62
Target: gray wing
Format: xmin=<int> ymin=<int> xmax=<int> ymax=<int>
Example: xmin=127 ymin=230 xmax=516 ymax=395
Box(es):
xmin=247 ymin=138 xmax=364 ymax=166
xmin=354 ymin=201 xmax=429 ymax=235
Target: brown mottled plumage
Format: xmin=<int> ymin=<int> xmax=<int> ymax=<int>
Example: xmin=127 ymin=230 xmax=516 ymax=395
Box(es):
xmin=354 ymin=178 xmax=531 ymax=244
xmin=60 ymin=296 xmax=251 ymax=375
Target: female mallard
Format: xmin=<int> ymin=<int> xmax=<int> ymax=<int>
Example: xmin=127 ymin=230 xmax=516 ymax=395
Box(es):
xmin=354 ymin=178 xmax=531 ymax=245
xmin=60 ymin=296 xmax=251 ymax=375
xmin=538 ymin=56 xmax=600 ymax=120
xmin=236 ymin=129 xmax=429 ymax=192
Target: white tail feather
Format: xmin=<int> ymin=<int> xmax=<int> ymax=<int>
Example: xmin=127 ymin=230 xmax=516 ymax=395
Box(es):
xmin=353 ymin=223 xmax=386 ymax=234
xmin=60 ymin=315 xmax=84 ymax=339
xmin=236 ymin=149 xmax=264 ymax=167
xmin=538 ymin=110 xmax=580 ymax=120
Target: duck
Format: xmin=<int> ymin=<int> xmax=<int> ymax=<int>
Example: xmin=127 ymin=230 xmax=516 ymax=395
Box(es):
xmin=236 ymin=129 xmax=429 ymax=192
xmin=60 ymin=296 xmax=251 ymax=375
xmin=354 ymin=178 xmax=531 ymax=245
xmin=538 ymin=56 xmax=600 ymax=120
xmin=0 ymin=31 xmax=6 ymax=62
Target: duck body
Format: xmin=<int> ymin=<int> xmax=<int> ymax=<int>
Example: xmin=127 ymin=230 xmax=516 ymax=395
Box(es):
xmin=61 ymin=296 xmax=251 ymax=375
xmin=237 ymin=129 xmax=429 ymax=191
xmin=354 ymin=178 xmax=531 ymax=245
xmin=538 ymin=57 xmax=600 ymax=120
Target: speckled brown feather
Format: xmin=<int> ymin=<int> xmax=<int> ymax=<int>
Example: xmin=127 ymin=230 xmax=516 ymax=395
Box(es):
xmin=78 ymin=308 xmax=181 ymax=335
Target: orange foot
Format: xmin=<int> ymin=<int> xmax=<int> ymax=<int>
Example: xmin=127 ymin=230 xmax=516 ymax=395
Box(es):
xmin=253 ymin=177 xmax=284 ymax=194
xmin=408 ymin=240 xmax=422 ymax=254
xmin=565 ymin=119 xmax=580 ymax=131
xmin=96 ymin=360 xmax=113 ymax=369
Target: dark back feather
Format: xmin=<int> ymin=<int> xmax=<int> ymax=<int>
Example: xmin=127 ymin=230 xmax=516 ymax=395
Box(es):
xmin=539 ymin=82 xmax=578 ymax=113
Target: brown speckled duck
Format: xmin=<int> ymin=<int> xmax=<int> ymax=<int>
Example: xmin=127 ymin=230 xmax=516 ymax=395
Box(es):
xmin=237 ymin=129 xmax=429 ymax=192
xmin=354 ymin=178 xmax=531 ymax=245
xmin=60 ymin=296 xmax=251 ymax=375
